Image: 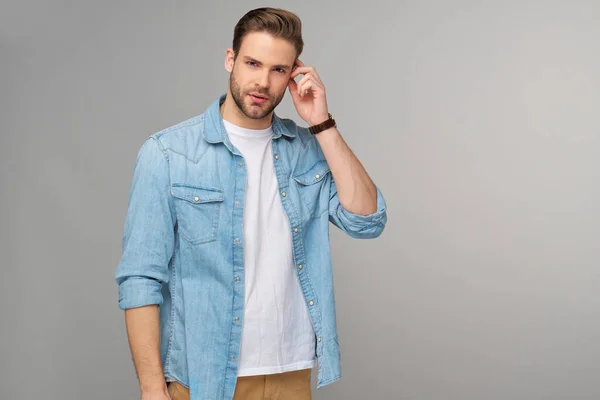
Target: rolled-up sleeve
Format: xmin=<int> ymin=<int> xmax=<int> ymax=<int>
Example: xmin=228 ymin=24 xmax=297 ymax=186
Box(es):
xmin=328 ymin=177 xmax=387 ymax=239
xmin=114 ymin=136 xmax=176 ymax=310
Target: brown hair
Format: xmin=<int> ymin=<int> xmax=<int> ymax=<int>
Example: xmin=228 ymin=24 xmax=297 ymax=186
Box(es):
xmin=232 ymin=7 xmax=304 ymax=59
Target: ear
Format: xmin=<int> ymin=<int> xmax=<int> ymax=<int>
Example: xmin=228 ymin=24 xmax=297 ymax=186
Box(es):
xmin=224 ymin=48 xmax=235 ymax=73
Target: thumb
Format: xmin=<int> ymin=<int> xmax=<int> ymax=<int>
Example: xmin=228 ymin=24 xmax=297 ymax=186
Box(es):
xmin=288 ymin=78 xmax=300 ymax=102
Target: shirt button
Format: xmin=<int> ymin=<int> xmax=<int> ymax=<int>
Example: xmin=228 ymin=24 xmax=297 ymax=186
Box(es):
xmin=235 ymin=277 xmax=241 ymax=282
xmin=234 ymin=317 xmax=239 ymax=322
xmin=238 ymin=162 xmax=243 ymax=167
xmin=294 ymin=227 xmax=299 ymax=233
xmin=317 ymin=337 xmax=322 ymax=342
xmin=309 ymin=300 xmax=314 ymax=306
xmin=315 ymin=174 xmax=320 ymax=179
xmin=282 ymin=191 xmax=286 ymax=197
xmin=298 ymin=264 xmax=303 ymax=270
xmin=235 ymin=201 xmax=240 ymax=206
xmin=274 ymin=154 xmax=279 ymax=160
xmin=234 ymin=238 xmax=240 ymax=243
xmin=230 ymin=356 xmax=235 ymax=361
xmin=194 ymin=196 xmax=199 ymax=202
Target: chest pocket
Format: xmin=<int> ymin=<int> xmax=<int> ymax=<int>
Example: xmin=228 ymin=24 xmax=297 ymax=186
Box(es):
xmin=293 ymin=159 xmax=331 ymax=219
xmin=171 ymin=184 xmax=224 ymax=245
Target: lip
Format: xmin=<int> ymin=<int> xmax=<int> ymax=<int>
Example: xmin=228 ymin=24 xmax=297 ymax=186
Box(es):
xmin=249 ymin=92 xmax=269 ymax=99
xmin=249 ymin=93 xmax=269 ymax=103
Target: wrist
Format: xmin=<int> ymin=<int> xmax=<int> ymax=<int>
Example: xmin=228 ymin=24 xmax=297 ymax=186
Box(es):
xmin=140 ymin=379 xmax=168 ymax=394
xmin=308 ymin=113 xmax=336 ymax=135
xmin=308 ymin=115 xmax=329 ymax=126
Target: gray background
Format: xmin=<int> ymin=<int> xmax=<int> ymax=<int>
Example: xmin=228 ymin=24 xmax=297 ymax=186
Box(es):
xmin=1 ymin=1 xmax=599 ymax=399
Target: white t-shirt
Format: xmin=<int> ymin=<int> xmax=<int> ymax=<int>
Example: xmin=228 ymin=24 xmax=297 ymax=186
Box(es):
xmin=223 ymin=119 xmax=316 ymax=376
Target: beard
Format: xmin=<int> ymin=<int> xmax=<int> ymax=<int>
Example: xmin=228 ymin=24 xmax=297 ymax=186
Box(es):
xmin=229 ymin=68 xmax=286 ymax=120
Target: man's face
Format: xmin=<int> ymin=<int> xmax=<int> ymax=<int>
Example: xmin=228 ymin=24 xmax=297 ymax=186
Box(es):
xmin=227 ymin=31 xmax=297 ymax=120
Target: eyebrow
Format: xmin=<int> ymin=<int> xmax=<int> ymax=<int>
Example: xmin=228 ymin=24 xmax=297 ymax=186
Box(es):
xmin=243 ymin=56 xmax=291 ymax=70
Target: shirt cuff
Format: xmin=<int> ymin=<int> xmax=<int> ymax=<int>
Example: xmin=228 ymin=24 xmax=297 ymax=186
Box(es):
xmin=118 ymin=276 xmax=164 ymax=310
xmin=336 ymin=186 xmax=387 ymax=227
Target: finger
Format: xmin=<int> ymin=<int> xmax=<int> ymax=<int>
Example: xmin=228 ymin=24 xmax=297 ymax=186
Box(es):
xmin=295 ymin=59 xmax=306 ymax=67
xmin=290 ymin=66 xmax=314 ymax=79
xmin=306 ymin=66 xmax=324 ymax=86
xmin=296 ymin=73 xmax=320 ymax=88
xmin=296 ymin=74 xmax=311 ymax=96
xmin=299 ymin=79 xmax=316 ymax=98
xmin=288 ymin=78 xmax=301 ymax=102
xmin=298 ymin=75 xmax=324 ymax=97
xmin=291 ymin=67 xmax=323 ymax=87
xmin=311 ymin=69 xmax=323 ymax=86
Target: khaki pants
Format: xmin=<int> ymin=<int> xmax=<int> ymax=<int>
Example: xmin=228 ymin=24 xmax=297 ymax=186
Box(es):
xmin=167 ymin=369 xmax=312 ymax=400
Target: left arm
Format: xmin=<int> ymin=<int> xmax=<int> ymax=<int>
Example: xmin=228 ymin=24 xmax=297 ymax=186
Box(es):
xmin=313 ymin=126 xmax=378 ymax=215
xmin=289 ymin=60 xmax=387 ymax=236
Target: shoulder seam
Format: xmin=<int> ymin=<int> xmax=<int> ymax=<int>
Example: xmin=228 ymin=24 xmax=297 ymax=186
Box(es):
xmin=154 ymin=114 xmax=205 ymax=141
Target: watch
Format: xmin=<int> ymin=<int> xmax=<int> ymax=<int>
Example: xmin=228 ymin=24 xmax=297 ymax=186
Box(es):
xmin=309 ymin=113 xmax=336 ymax=135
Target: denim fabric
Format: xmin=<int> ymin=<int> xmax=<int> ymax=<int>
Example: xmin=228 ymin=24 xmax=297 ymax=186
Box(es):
xmin=115 ymin=94 xmax=388 ymax=400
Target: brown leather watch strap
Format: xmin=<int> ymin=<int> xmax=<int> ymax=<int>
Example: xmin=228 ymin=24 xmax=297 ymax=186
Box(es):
xmin=309 ymin=113 xmax=336 ymax=134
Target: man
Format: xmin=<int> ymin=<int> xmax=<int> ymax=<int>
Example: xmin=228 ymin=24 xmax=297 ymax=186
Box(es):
xmin=115 ymin=7 xmax=387 ymax=400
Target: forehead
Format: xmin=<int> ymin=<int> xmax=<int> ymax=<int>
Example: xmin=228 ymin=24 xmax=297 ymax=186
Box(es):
xmin=238 ymin=31 xmax=296 ymax=65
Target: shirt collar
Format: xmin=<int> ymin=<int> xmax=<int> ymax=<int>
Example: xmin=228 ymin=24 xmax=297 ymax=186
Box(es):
xmin=202 ymin=94 xmax=297 ymax=145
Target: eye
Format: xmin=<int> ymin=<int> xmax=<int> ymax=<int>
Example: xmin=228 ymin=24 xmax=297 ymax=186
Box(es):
xmin=246 ymin=61 xmax=258 ymax=67
xmin=274 ymin=68 xmax=286 ymax=74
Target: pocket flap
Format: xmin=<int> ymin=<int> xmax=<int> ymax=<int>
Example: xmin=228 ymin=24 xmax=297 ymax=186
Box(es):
xmin=171 ymin=184 xmax=224 ymax=204
xmin=293 ymin=160 xmax=331 ymax=186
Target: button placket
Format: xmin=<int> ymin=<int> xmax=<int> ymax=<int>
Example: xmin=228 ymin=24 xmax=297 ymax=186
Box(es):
xmin=229 ymin=154 xmax=246 ymax=371
xmin=271 ymin=139 xmax=323 ymax=359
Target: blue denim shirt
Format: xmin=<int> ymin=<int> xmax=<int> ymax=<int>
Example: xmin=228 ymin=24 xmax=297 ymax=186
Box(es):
xmin=115 ymin=94 xmax=387 ymax=400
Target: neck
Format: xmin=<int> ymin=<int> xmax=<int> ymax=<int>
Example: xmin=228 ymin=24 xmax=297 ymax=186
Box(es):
xmin=220 ymin=88 xmax=273 ymax=130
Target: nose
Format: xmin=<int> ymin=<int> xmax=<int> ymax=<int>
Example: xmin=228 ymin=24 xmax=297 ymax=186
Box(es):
xmin=257 ymin=69 xmax=270 ymax=89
